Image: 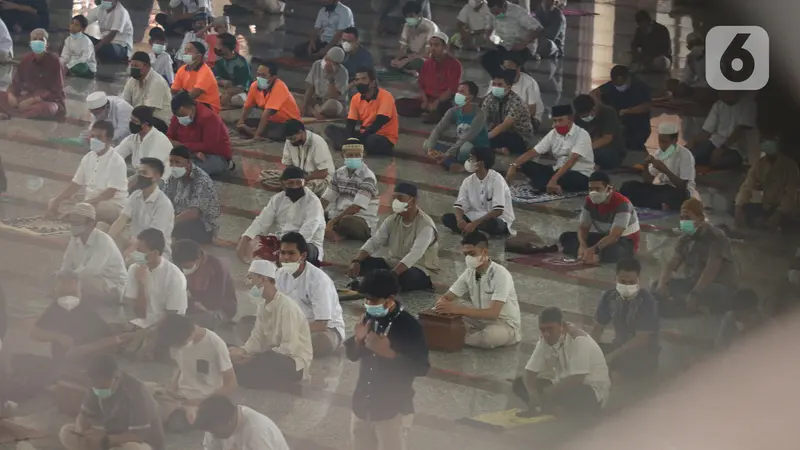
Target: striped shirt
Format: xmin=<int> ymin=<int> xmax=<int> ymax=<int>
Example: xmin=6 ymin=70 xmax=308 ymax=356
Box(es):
xmin=321 ymin=164 xmax=380 ymax=232
xmin=579 ymin=191 xmax=640 ymax=250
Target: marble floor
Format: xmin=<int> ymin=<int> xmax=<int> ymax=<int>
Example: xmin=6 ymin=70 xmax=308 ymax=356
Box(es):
xmin=0 ymin=0 xmax=795 ymax=449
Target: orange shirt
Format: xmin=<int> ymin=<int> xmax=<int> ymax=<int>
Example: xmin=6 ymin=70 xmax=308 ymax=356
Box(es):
xmin=348 ymin=88 xmax=399 ymax=144
xmin=243 ymin=78 xmax=301 ymax=123
xmin=172 ymin=63 xmax=221 ymax=113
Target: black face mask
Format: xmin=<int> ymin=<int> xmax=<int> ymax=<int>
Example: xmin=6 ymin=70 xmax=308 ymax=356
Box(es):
xmin=134 ymin=175 xmax=155 ymax=191
xmin=213 ymin=48 xmax=223 ymax=57
xmin=285 ymin=187 xmax=305 ymax=201
xmin=130 ymin=67 xmax=142 ymax=80
xmin=129 ymin=121 xmax=143 ymax=134
xmin=290 ymin=137 xmax=305 ymax=147
xmin=356 ymin=83 xmax=370 ymax=95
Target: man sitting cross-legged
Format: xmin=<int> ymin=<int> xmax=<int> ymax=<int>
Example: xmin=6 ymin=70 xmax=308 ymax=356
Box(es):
xmin=435 ymin=231 xmax=522 ymax=349
xmin=168 ymin=91 xmax=232 ymax=177
xmin=276 ymin=119 xmax=336 ymax=197
xmin=165 ymin=145 xmax=221 ymax=245
xmin=121 ymin=54 xmax=173 ymax=133
xmin=172 ymin=240 xmax=237 ymax=330
xmin=213 ymin=32 xmax=253 ymax=108
xmin=300 ymin=47 xmax=349 ymax=119
xmin=276 ymin=232 xmax=345 ymax=357
xmin=115 ymin=106 xmax=173 ymax=186
xmin=482 ymin=69 xmax=534 ymax=156
xmin=195 ymin=395 xmax=290 ymax=450
xmin=153 ymin=314 xmax=237 ymax=432
xmin=572 ymin=94 xmax=625 ymax=171
xmin=236 ymin=61 xmax=301 ymax=141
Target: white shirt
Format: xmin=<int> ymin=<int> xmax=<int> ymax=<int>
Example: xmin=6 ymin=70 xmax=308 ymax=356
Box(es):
xmin=702 ymin=98 xmax=757 ymax=150
xmin=314 ymin=2 xmax=355 ymax=42
xmin=456 ymin=3 xmax=490 ymax=32
xmin=454 ymin=169 xmax=516 ymax=236
xmin=281 ymin=131 xmax=335 ymax=181
xmin=0 ymin=18 xmax=11 ymax=56
xmin=448 ymin=261 xmax=521 ymax=334
xmin=176 ymin=31 xmax=211 ymax=62
xmin=534 ymin=125 xmax=595 ymax=177
xmin=121 ymin=69 xmax=174 ymax=124
xmin=648 ymin=144 xmax=697 ymax=197
xmin=526 ymin=328 xmax=611 ymax=405
xmin=115 ymin=128 xmax=173 ymax=179
xmin=171 ymin=329 xmax=232 ymax=400
xmin=89 ymin=96 xmax=133 ymax=144
xmin=488 ymin=2 xmax=542 ymax=52
xmin=169 ymin=0 xmax=211 ymax=14
xmin=203 ymin=406 xmax=289 ymax=450
xmin=150 ymin=52 xmax=175 ymax=85
xmin=276 ymin=263 xmax=345 ymax=340
xmin=400 ymin=18 xmax=439 ymax=54
xmin=243 ymin=188 xmax=325 ymax=260
xmin=72 ymin=148 xmax=129 ymax=207
xmin=511 ymin=72 xmax=544 ymax=121
xmin=243 ymin=291 xmax=313 ymax=372
xmin=321 ymin=165 xmax=380 ymax=232
xmin=125 ymin=257 xmax=187 ymax=328
xmin=61 ymin=228 xmax=126 ymax=293
xmin=60 ymin=33 xmax=96 ymax=72
xmin=122 ymin=188 xmax=175 ymax=255
xmin=88 ymin=4 xmax=134 ymax=57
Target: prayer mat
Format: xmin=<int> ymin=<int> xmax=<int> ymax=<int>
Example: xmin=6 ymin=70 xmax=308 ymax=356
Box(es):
xmin=510 ymin=184 xmax=587 ymax=204
xmin=376 ymin=67 xmax=413 ymax=82
xmin=272 ymin=56 xmax=311 ymax=68
xmin=561 ymin=8 xmax=598 ymax=16
xmin=337 ymin=288 xmax=363 ymax=302
xmin=0 ymin=420 xmax=47 ymax=444
xmin=0 ymin=215 xmax=70 ymax=236
xmin=456 ymin=408 xmax=556 ymax=432
xmin=49 ymin=137 xmax=85 ymax=147
xmin=508 ymin=253 xmax=589 ymax=273
xmin=635 ymin=207 xmax=677 ymax=221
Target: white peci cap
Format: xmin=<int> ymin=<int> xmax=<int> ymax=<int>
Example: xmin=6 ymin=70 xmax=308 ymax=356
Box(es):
xmin=86 ymin=91 xmax=108 ymax=110
xmin=658 ymin=122 xmax=680 ymax=135
xmin=248 ymin=259 xmax=277 ymax=278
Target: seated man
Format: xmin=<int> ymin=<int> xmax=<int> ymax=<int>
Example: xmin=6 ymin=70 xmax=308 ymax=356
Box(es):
xmin=236 ymin=61 xmax=301 ymax=141
xmin=341 ymin=27 xmax=374 ymax=90
xmin=500 ymin=55 xmax=545 ymax=133
xmin=108 ymin=158 xmax=175 ymax=256
xmin=279 ymin=119 xmax=336 ymax=197
xmin=734 ymin=138 xmax=799 ymax=230
xmin=665 ymin=32 xmax=712 ymax=102
xmin=85 ymin=91 xmax=133 ymax=145
xmin=47 ymin=121 xmax=128 ymax=224
xmin=687 ymin=90 xmax=756 ymax=169
xmin=453 ymin=0 xmax=491 ymax=50
xmin=293 ymin=0 xmax=354 ymax=59
xmin=172 ymin=40 xmax=222 ymax=113
xmin=620 ymin=122 xmax=696 ymax=210
xmin=572 ymin=94 xmax=625 ymax=170
xmin=60 ymin=15 xmax=96 ymax=78
xmin=630 ymin=10 xmax=671 ymax=73
xmin=384 ymin=1 xmax=439 ymax=74
xmin=122 ymin=52 xmax=173 ymax=132
xmin=155 ymin=0 xmax=209 ymax=35
xmin=148 ymin=27 xmax=174 ymax=85
xmin=237 ymin=166 xmax=325 ymax=265
xmin=231 ymin=260 xmax=313 ymax=389
xmin=0 ymin=28 xmax=65 ymax=120
xmin=154 ymin=315 xmax=237 ymax=432
xmin=300 ymin=47 xmax=349 ymax=119
xmin=61 ymin=203 xmax=126 ymax=304
xmin=213 ymin=32 xmax=252 ymax=108
xmin=0 ymin=0 xmax=48 ymax=32
xmin=174 ymin=12 xmax=214 ymax=66
xmin=482 ymin=69 xmax=534 ymax=155
xmin=321 ymin=139 xmax=380 ymax=241
xmin=654 ymin=198 xmax=739 ymax=315
xmin=513 ymin=306 xmax=610 ymax=417
xmin=168 ymin=91 xmax=232 ymax=177
xmin=86 ymin=0 xmax=134 ymax=63
xmin=592 ymin=65 xmax=652 ymax=151
xmin=435 ymin=231 xmax=521 ymax=348
xmin=165 ymin=146 xmax=221 ymax=245
xmin=534 ymin=0 xmax=566 ymax=58
xmin=348 ymin=182 xmax=439 ymax=292
xmin=276 ymin=232 xmax=345 ymax=357
xmin=559 ymin=171 xmax=640 ymax=264
xmin=115 ymin=106 xmax=173 ymax=184
xmin=506 ymin=104 xmax=594 ymax=193
xmin=396 ymin=32 xmax=460 ymax=124
xmin=324 ymin=67 xmax=399 ymax=155
xmin=480 ymin=0 xmax=542 ymax=75
xmin=59 ymin=356 xmax=164 ymax=450
xmin=590 ymin=258 xmax=660 ymax=377
xmin=172 ymin=240 xmax=236 ymax=329
xmin=194 ymin=396 xmax=290 ymax=450
xmin=443 ymin=146 xmax=515 ymax=236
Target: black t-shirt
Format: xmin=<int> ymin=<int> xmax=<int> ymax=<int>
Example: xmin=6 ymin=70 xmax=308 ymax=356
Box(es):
xmin=35 ymin=300 xmax=114 ymax=347
xmin=574 ymin=104 xmax=625 ymax=154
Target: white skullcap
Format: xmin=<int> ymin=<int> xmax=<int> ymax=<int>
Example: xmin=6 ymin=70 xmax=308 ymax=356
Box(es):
xmin=658 ymin=122 xmax=680 ymax=135
xmin=86 ymin=92 xmax=108 ymax=110
xmin=70 ymin=202 xmax=96 ymax=220
xmin=248 ymin=259 xmax=277 ymax=278
xmin=430 ymin=31 xmax=449 ymax=45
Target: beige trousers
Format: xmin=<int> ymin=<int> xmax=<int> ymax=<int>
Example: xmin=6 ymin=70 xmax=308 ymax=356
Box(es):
xmin=63 ymin=195 xmax=123 ymax=225
xmin=60 ymin=424 xmax=152 ymax=450
xmin=463 ymin=318 xmax=520 ymax=349
xmin=351 ymin=413 xmax=413 ymax=450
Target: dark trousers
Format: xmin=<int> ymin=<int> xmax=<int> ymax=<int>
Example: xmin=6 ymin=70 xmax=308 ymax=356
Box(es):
xmin=359 ymin=257 xmax=432 ymax=292
xmin=521 ymin=161 xmax=589 ymax=192
xmin=151 ymin=117 xmax=169 ymax=134
xmin=623 ymin=125 xmax=651 ymax=151
xmin=691 ymin=140 xmax=742 ymax=169
xmin=619 ymin=181 xmax=688 ymax=211
xmin=594 ymin=145 xmax=625 ymax=170
xmin=511 ymin=376 xmax=601 ymax=417
xmin=481 ymin=45 xmax=532 ymax=77
xmin=293 ymin=37 xmax=327 ymax=59
xmin=87 ymin=35 xmax=128 ymax=63
xmin=154 ymin=13 xmax=194 ymax=36
xmin=306 ymin=243 xmax=321 ymax=266
xmin=325 ymin=125 xmax=394 ymax=156
xmin=396 ymin=98 xmax=452 ymax=119
xmin=650 ymin=279 xmax=735 ymax=317
xmin=441 ymin=213 xmax=508 ymax=236
xmin=598 ymin=342 xmax=659 ymax=377
xmin=0 ymin=7 xmax=47 ymax=31
xmin=739 ymin=203 xmax=792 ymax=228
xmin=234 ymin=350 xmax=303 ymax=389
xmin=172 ymin=219 xmax=214 ymax=245
xmin=244 ymin=118 xmax=287 ymax=141
xmin=490 ymin=130 xmax=528 ymax=155
xmin=559 ymin=231 xmax=635 ymax=263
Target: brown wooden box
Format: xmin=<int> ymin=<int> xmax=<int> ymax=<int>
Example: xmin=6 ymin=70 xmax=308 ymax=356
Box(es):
xmin=418 ymin=309 xmax=466 ymax=352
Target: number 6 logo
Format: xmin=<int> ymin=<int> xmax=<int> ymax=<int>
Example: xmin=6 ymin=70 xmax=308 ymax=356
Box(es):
xmin=706 ymin=26 xmax=769 ymax=91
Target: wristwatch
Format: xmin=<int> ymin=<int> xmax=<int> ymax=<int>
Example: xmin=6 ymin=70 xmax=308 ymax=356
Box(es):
xmin=509 ymin=163 xmax=519 ymax=168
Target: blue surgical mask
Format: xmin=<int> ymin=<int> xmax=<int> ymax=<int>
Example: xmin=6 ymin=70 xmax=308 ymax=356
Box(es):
xmin=256 ymin=76 xmax=269 ymax=90
xmin=453 ymin=93 xmax=467 ymax=107
xmin=405 ymin=17 xmax=421 ymax=27
xmin=344 ymin=157 xmax=362 ymax=170
xmin=365 ymin=302 xmax=389 ymax=317
xmin=92 ymin=387 xmax=113 ymax=399
xmin=658 ymin=144 xmax=677 ymax=160
xmin=679 ymin=220 xmax=696 ymax=236
xmin=491 ymin=86 xmax=505 ymax=98
xmin=177 ymin=115 xmax=193 ymax=126
xmin=249 ymin=285 xmax=264 ymax=298
xmin=89 ymin=138 xmax=106 ymax=152
xmin=100 ymin=0 xmax=113 ymax=8
xmin=30 ymin=40 xmax=46 ymax=54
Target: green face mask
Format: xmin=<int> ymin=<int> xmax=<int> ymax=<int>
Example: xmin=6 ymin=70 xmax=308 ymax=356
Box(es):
xmin=761 ymin=140 xmax=779 ymax=156
xmin=495 ymin=12 xmax=506 ymax=18
xmin=92 ymin=387 xmax=114 ymax=399
xmin=658 ymin=144 xmax=677 ymax=160
xmin=679 ymin=220 xmax=697 ymax=236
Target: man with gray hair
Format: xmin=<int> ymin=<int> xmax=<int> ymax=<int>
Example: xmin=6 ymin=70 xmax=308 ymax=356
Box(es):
xmin=300 ymin=46 xmax=349 ymax=119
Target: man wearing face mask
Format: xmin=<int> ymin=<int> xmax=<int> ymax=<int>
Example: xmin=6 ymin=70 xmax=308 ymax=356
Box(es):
xmin=294 ymin=0 xmax=354 ymax=59
xmin=121 ymin=53 xmax=173 ymax=132
xmin=173 ymin=240 xmax=236 ymax=329
xmin=443 ymin=147 xmax=515 ymax=236
xmin=116 ymin=106 xmax=173 ymax=187
xmin=349 ymin=182 xmax=439 ymax=292
xmin=276 ymin=232 xmax=344 ymax=357
xmin=453 ymin=0 xmax=491 ymax=50
xmin=85 ymin=91 xmax=133 ymax=145
xmin=109 ymin=158 xmax=175 ymax=258
xmin=592 ymin=65 xmax=652 ymax=151
xmin=436 ymin=232 xmax=521 ymax=349
xmin=665 ymin=32 xmax=710 ymax=100
xmin=481 ymin=0 xmax=542 ymax=76
xmin=236 ymin=61 xmax=301 ymax=141
xmin=175 ymin=12 xmax=212 ymax=65
xmin=172 ymin=40 xmax=222 ymax=113
xmin=0 ymin=28 xmax=64 ymax=120
xmin=60 ymin=203 xmax=126 ymax=304
xmin=425 ymin=81 xmax=489 ymax=172
xmin=59 ymin=355 xmax=165 ymax=450
xmin=572 ymin=94 xmax=625 ymax=171
xmin=630 ymin=10 xmax=671 ymax=73
xmin=346 ymin=270 xmax=429 ymax=450
xmin=238 ymin=166 xmax=325 ymax=264
xmin=212 ymin=33 xmax=252 ymax=108
xmin=341 ymin=27 xmax=374 ymax=91
xmin=195 ymin=395 xmax=289 ymax=450
xmin=276 ymin=119 xmax=335 ymax=197
xmin=686 ymin=90 xmax=757 ymax=169
xmin=48 ymin=121 xmax=129 ymax=224
xmin=559 ymin=171 xmax=640 ymax=264
xmin=168 ymin=91 xmax=232 ymax=177
xmin=482 ymin=69 xmax=534 ymax=156
xmin=384 ymin=1 xmax=439 ymax=75
xmin=85 ymin=0 xmax=133 ymax=63
xmin=231 ymin=260 xmax=313 ymax=389
xmin=497 ymin=55 xmax=544 ymax=133
xmin=591 ymin=258 xmax=660 ymax=378
xmin=301 ymin=47 xmax=349 ymax=119
xmin=166 ymin=145 xmax=221 ymax=245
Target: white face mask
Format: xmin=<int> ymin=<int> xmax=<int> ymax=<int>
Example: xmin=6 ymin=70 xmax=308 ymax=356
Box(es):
xmin=57 ymin=295 xmax=81 ymax=311
xmin=464 ymin=160 xmax=478 ymax=173
xmin=171 ymin=166 xmax=187 ymax=178
xmin=465 ymin=254 xmax=484 ymax=269
xmin=616 ymin=283 xmax=639 ymax=298
xmin=588 ymin=189 xmax=609 ymax=204
xmin=281 ymin=261 xmax=301 ymax=274
xmin=392 ymin=199 xmax=409 ymax=214
xmin=182 ymin=263 xmax=199 ymax=276
xmin=342 ymin=41 xmax=353 ymax=52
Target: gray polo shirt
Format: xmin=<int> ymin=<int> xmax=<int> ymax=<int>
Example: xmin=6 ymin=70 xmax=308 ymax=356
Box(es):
xmin=305 ymin=59 xmax=349 ymax=101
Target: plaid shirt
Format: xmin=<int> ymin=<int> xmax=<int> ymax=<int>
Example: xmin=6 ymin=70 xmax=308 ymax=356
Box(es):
xmin=481 ymin=90 xmax=535 ymax=147
xmin=322 ymin=164 xmax=380 ymax=232
xmin=164 ymin=165 xmax=221 ymax=234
